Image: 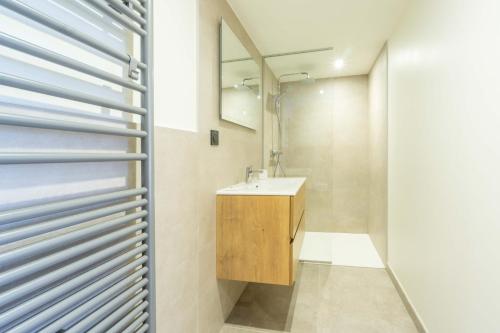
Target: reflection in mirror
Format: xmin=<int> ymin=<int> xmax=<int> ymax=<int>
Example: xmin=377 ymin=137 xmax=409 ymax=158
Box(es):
xmin=220 ymin=19 xmax=261 ymax=130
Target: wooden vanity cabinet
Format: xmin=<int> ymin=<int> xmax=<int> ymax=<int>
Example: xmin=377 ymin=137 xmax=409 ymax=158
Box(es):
xmin=216 ymin=183 xmax=305 ymax=286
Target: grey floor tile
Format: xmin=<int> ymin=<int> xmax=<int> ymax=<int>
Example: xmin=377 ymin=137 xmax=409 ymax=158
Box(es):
xmin=222 ymin=263 xmax=417 ymax=333
xmin=221 ymin=323 xmax=283 ymax=333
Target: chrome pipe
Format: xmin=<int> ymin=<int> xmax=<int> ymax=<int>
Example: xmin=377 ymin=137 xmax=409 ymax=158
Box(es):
xmin=0 ymin=187 xmax=147 ymax=224
xmin=0 ymin=73 xmax=147 ymax=115
xmin=0 ymin=32 xmax=146 ymax=92
xmin=0 ymin=152 xmax=147 ymax=164
xmin=0 ymin=0 xmax=146 ymax=70
xmin=0 ymin=113 xmax=146 ymax=137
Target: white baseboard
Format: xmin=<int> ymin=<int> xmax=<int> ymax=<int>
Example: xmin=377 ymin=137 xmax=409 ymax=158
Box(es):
xmin=386 ymin=264 xmax=428 ymax=333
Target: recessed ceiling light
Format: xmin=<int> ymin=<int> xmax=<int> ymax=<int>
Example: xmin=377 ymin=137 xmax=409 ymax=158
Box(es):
xmin=334 ymin=59 xmax=345 ymax=69
xmin=319 ymin=90 xmax=324 ymax=95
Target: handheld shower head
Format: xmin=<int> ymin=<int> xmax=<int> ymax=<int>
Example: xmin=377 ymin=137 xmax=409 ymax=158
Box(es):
xmin=266 ymin=92 xmax=278 ymax=112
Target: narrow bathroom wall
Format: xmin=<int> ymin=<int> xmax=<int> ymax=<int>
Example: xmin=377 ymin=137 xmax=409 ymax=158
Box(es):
xmin=153 ymin=0 xmax=271 ymax=332
xmin=368 ymin=46 xmax=388 ymax=263
xmin=280 ymin=76 xmax=369 ymax=233
xmin=387 ymin=0 xmax=500 ymax=331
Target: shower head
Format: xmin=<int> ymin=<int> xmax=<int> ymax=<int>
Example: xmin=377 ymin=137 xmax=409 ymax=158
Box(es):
xmin=300 ymin=74 xmax=316 ymax=85
xmin=234 ymin=77 xmax=260 ymax=95
xmin=278 ymin=72 xmax=315 ymax=85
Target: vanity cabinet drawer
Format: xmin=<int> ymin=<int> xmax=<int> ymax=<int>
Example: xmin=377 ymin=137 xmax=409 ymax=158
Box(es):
xmin=216 ymin=180 xmax=306 ymax=286
xmin=290 ymin=183 xmax=305 ymax=238
xmin=216 ymin=195 xmax=291 ymax=285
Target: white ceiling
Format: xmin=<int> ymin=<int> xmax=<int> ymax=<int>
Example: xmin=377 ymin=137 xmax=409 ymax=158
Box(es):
xmin=227 ymin=0 xmax=411 ymax=80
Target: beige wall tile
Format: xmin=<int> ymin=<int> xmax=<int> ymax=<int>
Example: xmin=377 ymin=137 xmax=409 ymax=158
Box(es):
xmin=155 ymin=128 xmax=199 ymax=333
xmin=280 ymin=76 xmax=369 ymax=233
xmin=154 ymin=0 xmax=274 ymax=332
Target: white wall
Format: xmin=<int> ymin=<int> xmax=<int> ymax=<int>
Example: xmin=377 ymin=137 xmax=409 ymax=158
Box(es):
xmin=154 ymin=0 xmax=198 ymax=131
xmin=388 ymin=0 xmax=500 ymax=331
xmin=368 ymin=46 xmax=388 ymax=263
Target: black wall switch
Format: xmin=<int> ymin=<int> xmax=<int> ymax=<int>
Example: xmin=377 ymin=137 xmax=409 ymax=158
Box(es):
xmin=210 ymin=130 xmax=219 ymax=146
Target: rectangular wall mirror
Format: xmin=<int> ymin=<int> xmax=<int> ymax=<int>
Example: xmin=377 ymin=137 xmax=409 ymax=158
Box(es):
xmin=220 ymin=18 xmax=261 ymax=130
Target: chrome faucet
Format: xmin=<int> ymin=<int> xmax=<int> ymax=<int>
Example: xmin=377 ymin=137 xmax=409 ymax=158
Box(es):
xmin=245 ymin=166 xmax=253 ymax=183
xmin=246 ymin=166 xmax=266 ymax=183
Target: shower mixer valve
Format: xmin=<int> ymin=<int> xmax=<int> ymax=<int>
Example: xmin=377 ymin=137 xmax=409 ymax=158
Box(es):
xmin=270 ymin=149 xmax=282 ymax=158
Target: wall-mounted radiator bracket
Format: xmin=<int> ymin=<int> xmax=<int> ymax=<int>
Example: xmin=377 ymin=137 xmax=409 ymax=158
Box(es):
xmin=128 ymin=55 xmax=140 ymax=80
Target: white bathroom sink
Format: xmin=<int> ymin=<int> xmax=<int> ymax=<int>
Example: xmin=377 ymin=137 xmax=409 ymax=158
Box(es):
xmin=216 ymin=177 xmax=306 ymax=196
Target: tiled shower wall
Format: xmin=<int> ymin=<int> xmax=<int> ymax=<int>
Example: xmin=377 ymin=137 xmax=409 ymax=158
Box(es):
xmin=280 ymin=76 xmax=370 ymax=233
